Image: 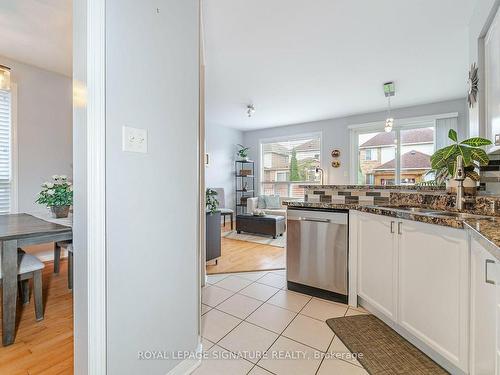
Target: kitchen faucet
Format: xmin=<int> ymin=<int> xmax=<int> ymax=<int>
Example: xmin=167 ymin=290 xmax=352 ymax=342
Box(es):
xmin=453 ymin=155 xmax=466 ymax=210
xmin=315 ymin=167 xmax=325 ymax=185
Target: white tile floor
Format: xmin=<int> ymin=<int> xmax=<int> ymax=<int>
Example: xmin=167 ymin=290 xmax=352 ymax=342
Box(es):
xmin=196 ymin=270 xmax=369 ymax=375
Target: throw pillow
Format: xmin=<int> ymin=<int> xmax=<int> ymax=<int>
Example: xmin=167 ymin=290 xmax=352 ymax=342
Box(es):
xmin=257 ymin=195 xmax=267 ymax=209
xmin=264 ymin=195 xmax=281 ymax=209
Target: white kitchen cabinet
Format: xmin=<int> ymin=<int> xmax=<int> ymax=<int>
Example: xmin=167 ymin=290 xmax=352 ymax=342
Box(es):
xmin=398 ymin=219 xmax=469 ymax=372
xmin=355 ymin=213 xmax=469 ymax=373
xmin=470 ymin=237 xmax=498 ymax=375
xmin=356 ymin=212 xmax=398 ymax=320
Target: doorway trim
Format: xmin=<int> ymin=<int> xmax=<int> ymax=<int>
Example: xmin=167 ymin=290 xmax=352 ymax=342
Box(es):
xmin=86 ymin=0 xmax=107 ymax=372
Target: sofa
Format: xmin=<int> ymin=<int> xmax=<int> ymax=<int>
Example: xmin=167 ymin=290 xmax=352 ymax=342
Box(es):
xmin=246 ymin=196 xmax=300 ymax=216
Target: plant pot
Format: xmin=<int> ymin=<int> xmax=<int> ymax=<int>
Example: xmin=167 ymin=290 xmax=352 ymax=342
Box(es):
xmin=446 ymin=178 xmax=477 ymax=196
xmin=51 ymin=205 xmax=70 ymax=218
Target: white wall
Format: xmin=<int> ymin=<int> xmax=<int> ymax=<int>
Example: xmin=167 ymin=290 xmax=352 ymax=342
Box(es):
xmin=468 ymin=0 xmax=500 ymax=137
xmin=243 ymin=98 xmax=468 ymax=188
xmin=106 ymin=1 xmax=200 ymax=374
xmin=205 ymin=123 xmax=242 ymax=210
xmin=0 ymin=56 xmax=73 ymax=213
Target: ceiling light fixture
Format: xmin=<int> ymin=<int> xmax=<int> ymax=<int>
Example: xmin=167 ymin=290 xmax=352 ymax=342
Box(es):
xmin=383 ymin=81 xmax=395 ymax=133
xmin=0 ymin=65 xmax=11 ymax=91
xmin=246 ymin=104 xmax=255 ymax=118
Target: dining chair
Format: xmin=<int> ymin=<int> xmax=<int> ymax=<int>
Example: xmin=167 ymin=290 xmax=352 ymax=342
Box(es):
xmin=54 ymin=241 xmax=73 ymax=289
xmin=0 ymin=249 xmax=44 ymax=321
xmin=213 ymin=188 xmax=234 ymax=230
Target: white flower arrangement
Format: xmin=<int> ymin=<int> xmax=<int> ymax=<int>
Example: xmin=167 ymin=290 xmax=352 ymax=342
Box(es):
xmin=37 ymin=175 xmax=73 ymax=208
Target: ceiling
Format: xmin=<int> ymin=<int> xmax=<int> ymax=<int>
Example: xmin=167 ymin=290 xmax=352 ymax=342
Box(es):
xmin=0 ymin=0 xmax=72 ymax=76
xmin=203 ymin=0 xmax=476 ymax=131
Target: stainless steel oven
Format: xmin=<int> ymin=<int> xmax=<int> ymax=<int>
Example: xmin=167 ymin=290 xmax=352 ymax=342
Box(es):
xmin=287 ymin=208 xmax=348 ymax=301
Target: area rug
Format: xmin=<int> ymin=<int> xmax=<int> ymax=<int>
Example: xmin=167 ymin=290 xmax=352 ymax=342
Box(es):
xmin=221 ymin=230 xmax=286 ymax=248
xmin=326 ymin=315 xmax=449 ymax=375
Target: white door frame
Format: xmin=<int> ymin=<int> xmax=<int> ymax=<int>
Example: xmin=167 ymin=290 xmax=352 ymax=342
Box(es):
xmin=85 ymin=0 xmax=107 ymax=373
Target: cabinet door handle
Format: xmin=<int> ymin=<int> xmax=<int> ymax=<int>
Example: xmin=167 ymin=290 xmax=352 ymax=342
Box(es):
xmin=390 ymin=221 xmax=395 ymax=233
xmin=486 ymin=259 xmax=496 ymax=285
xmin=398 ymin=222 xmax=403 ymax=235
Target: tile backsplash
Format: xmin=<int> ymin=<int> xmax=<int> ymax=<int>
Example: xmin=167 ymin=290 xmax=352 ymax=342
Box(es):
xmin=305 ymin=188 xmax=390 ymax=205
xmin=303 ymin=185 xmax=500 ymax=216
xmin=480 ymin=155 xmax=500 ymax=195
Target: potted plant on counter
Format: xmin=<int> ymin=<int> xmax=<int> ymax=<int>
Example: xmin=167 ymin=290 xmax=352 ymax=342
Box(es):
xmin=429 ymin=129 xmax=491 ymax=194
xmin=36 ymin=175 xmax=73 ymax=218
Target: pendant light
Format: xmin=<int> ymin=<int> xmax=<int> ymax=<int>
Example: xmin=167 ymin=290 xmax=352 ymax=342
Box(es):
xmin=0 ymin=65 xmax=11 ymax=91
xmin=383 ymin=82 xmax=395 ymax=132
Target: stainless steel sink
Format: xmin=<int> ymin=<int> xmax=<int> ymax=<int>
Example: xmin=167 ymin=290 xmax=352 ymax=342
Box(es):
xmin=377 ymin=206 xmax=441 ymax=214
xmin=429 ymin=211 xmax=491 ymax=220
xmin=375 ymin=206 xmax=490 ymax=220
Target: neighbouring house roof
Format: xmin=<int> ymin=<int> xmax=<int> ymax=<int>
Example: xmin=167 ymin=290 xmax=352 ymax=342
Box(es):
xmin=360 ymin=128 xmax=434 ymax=148
xmin=373 ymin=150 xmax=431 ymax=171
xmin=263 ymin=139 xmax=321 ymax=155
xmin=262 ymin=143 xmax=289 ymax=155
xmin=294 ymin=139 xmax=320 ymax=152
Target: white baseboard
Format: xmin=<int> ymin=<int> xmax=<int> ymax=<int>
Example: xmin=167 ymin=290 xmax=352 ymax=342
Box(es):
xmin=165 ymin=337 xmax=202 ymax=375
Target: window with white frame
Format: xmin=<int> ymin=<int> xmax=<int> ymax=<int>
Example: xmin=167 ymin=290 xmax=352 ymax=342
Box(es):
xmin=364 ymin=148 xmax=377 ymax=161
xmin=0 ymin=89 xmax=12 ymax=213
xmin=350 ymin=116 xmax=458 ymax=186
xmin=260 ymin=134 xmax=321 ymax=198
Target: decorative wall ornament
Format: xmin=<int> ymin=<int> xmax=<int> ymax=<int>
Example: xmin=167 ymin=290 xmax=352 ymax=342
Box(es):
xmin=467 ymin=63 xmax=479 ymax=108
xmin=330 ymin=149 xmax=341 ymax=168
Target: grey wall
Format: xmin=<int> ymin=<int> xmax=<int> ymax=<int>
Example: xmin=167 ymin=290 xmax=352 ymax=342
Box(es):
xmin=468 ymin=0 xmax=499 ymax=137
xmin=106 ymin=1 xmax=200 ymax=374
xmin=243 ymin=98 xmax=468 ymax=189
xmin=205 ymin=123 xmax=243 ymax=210
xmin=72 ymin=0 xmax=88 ymax=373
xmin=0 ymin=56 xmax=73 ymax=214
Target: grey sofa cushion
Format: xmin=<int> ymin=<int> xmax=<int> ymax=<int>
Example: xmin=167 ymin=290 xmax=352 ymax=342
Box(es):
xmin=264 ymin=195 xmax=281 ymax=209
xmin=258 ymin=195 xmax=267 ymax=209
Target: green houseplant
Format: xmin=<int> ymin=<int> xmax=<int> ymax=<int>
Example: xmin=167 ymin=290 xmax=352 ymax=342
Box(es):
xmin=237 ymin=144 xmax=250 ymax=161
xmin=36 ymin=175 xmax=73 ymax=218
xmin=428 ymin=129 xmax=491 ymax=190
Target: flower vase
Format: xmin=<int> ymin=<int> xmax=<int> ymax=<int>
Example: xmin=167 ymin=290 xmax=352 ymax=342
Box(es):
xmin=51 ymin=205 xmax=70 ymax=218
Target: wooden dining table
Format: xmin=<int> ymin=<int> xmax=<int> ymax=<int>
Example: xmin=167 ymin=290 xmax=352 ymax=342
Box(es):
xmin=0 ymin=213 xmax=72 ymax=346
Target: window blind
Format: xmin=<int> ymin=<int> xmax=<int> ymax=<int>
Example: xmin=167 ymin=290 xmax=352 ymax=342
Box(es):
xmin=435 ymin=117 xmax=458 ymax=150
xmin=0 ymin=89 xmax=11 ymax=214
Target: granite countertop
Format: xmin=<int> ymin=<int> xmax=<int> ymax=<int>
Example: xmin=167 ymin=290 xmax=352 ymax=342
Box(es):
xmin=298 ymin=184 xmax=447 ymax=192
xmin=464 ymin=217 xmax=500 ymax=260
xmin=284 ymin=200 xmax=500 ymax=259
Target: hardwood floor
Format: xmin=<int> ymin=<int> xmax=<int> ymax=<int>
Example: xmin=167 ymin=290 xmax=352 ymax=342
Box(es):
xmin=0 ymin=260 xmax=73 ymax=375
xmin=0 ymin=224 xmax=283 ymax=372
xmin=206 ymin=222 xmax=286 ymax=274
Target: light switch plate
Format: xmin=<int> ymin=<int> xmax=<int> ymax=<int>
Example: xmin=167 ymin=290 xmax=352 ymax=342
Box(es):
xmin=122 ymin=126 xmax=148 ymax=153
xmin=495 ymin=133 xmax=500 ymax=146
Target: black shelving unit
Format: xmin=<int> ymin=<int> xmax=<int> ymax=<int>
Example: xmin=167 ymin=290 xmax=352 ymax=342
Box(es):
xmin=235 ymin=160 xmax=255 ymax=214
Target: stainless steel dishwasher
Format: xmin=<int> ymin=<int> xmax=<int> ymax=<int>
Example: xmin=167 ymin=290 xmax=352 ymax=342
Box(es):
xmin=287 ymin=208 xmax=348 ymax=302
